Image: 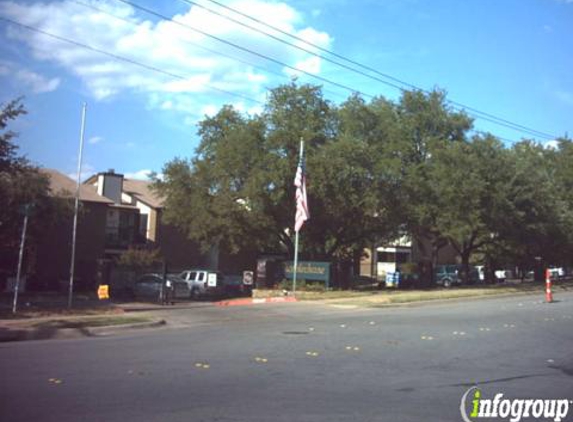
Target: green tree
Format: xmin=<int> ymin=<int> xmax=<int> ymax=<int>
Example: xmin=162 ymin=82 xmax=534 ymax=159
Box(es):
xmin=0 ymin=99 xmax=53 ymax=274
xmin=426 ymin=134 xmax=513 ymax=282
xmin=500 ymin=140 xmax=573 ymax=279
xmin=118 ymin=247 xmax=163 ymax=269
xmin=390 ymin=89 xmax=474 ymax=278
xmin=153 ymin=83 xmax=403 ymax=286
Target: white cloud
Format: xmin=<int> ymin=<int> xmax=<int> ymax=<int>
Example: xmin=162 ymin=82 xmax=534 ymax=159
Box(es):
xmin=201 ymin=104 xmax=219 ymax=117
xmin=88 ymin=136 xmax=103 ymax=144
xmin=125 ymin=169 xmax=153 ymax=180
xmin=0 ymin=60 xmax=60 ymax=93
xmin=22 ymin=72 xmax=60 ymax=94
xmin=68 ymin=162 xmax=96 ymax=182
xmin=544 ymin=140 xmax=560 ymax=150
xmin=0 ymin=0 xmax=332 ymax=123
xmin=285 ymin=56 xmax=323 ymax=77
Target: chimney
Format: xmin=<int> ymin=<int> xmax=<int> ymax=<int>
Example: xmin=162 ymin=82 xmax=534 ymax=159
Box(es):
xmin=97 ymin=170 xmax=124 ymax=204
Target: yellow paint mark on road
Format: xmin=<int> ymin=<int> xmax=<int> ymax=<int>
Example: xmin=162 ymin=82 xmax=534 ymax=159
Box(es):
xmin=306 ymin=351 xmax=320 ymax=357
xmin=195 ymin=363 xmax=210 ymax=369
xmin=254 ymin=357 xmax=268 ymax=363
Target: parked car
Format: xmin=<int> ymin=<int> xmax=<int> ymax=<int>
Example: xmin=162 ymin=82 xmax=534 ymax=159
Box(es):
xmin=494 ymin=270 xmax=508 ymax=282
xmin=179 ymin=269 xmax=225 ymax=299
xmin=434 ymin=265 xmax=462 ymax=287
xmin=132 ymin=274 xmax=189 ymax=302
xmin=549 ymin=267 xmax=565 ymax=279
xmin=223 ymin=274 xmax=253 ymax=297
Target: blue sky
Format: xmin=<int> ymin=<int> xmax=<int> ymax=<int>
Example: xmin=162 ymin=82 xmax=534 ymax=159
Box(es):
xmin=0 ymin=0 xmax=572 ymax=180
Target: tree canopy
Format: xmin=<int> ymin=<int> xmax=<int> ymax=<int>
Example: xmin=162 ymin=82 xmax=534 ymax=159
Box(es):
xmin=153 ymin=82 xmax=573 ymax=285
xmin=0 ymin=99 xmax=53 ymax=273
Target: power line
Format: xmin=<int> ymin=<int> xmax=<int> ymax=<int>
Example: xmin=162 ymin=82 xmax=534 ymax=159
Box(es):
xmin=0 ymin=16 xmax=264 ymax=106
xmin=0 ymin=4 xmax=557 ymax=143
xmin=71 ymin=0 xmax=349 ymax=102
xmin=120 ymin=0 xmax=553 ymax=140
xmin=85 ymin=0 xmax=557 ymax=141
xmin=180 ymin=0 xmax=406 ymax=92
xmin=193 ymin=0 xmax=559 ymax=141
xmin=115 ymin=0 xmax=373 ymax=99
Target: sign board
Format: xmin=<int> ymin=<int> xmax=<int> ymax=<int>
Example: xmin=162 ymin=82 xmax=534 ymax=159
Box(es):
xmin=97 ymin=284 xmax=110 ymax=300
xmin=6 ymin=277 xmax=26 ymax=293
xmin=283 ymin=261 xmax=331 ymax=285
xmin=207 ymin=273 xmax=217 ymax=287
xmin=243 ymin=271 xmax=254 ymax=285
xmin=385 ymin=272 xmax=400 ymax=288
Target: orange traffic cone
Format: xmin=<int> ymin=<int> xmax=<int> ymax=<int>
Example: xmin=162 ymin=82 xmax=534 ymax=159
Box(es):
xmin=545 ymin=269 xmax=553 ymax=303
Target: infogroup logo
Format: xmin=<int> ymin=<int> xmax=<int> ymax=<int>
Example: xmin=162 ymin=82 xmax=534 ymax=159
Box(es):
xmin=460 ymin=387 xmax=572 ymax=422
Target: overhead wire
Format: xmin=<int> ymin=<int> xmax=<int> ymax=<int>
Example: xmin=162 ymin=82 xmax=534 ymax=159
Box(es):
xmin=114 ymin=0 xmax=374 ymax=99
xmin=72 ymin=0 xmax=349 ymax=102
xmin=192 ymin=0 xmax=559 ymax=140
xmin=0 ymin=16 xmax=264 ymax=106
xmin=0 ymin=0 xmax=561 ymax=142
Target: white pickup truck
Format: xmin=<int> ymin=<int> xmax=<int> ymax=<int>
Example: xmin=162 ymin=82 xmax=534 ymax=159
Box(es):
xmin=178 ymin=270 xmax=224 ymax=299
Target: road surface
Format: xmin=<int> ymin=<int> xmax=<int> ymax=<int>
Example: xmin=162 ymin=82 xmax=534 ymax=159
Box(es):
xmin=1 ymin=292 xmax=572 ymax=422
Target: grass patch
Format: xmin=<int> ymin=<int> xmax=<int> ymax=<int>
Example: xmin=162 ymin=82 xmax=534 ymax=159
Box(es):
xmin=255 ymin=282 xmax=570 ymax=308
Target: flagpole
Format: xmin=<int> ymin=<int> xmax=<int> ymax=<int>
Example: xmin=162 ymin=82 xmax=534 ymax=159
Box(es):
xmin=293 ymin=230 xmax=299 ymax=296
xmin=292 ymin=139 xmax=304 ymax=296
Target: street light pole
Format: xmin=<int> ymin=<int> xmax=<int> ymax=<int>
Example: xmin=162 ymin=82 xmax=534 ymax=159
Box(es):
xmin=12 ymin=205 xmax=30 ymax=314
xmin=68 ymin=102 xmax=87 ymax=309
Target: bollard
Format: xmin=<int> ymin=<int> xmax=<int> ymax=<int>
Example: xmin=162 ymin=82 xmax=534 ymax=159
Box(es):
xmin=545 ymin=269 xmax=553 ymax=303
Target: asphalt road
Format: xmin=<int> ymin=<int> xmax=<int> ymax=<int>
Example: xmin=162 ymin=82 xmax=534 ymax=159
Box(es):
xmin=1 ymin=292 xmax=572 ymax=422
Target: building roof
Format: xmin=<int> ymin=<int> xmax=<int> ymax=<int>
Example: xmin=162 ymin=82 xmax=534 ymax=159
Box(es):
xmin=41 ymin=168 xmax=113 ymax=204
xmin=123 ymin=178 xmax=164 ymax=209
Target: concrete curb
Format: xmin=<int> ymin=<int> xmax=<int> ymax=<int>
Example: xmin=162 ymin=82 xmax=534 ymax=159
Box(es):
xmin=215 ymin=297 xmax=298 ymax=307
xmin=0 ymin=318 xmax=166 ymax=342
xmin=86 ymin=319 xmax=167 ymax=336
xmin=320 ymin=289 xmax=565 ymax=309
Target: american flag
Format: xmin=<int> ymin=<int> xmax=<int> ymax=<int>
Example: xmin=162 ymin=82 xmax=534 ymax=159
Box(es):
xmin=294 ymin=152 xmax=309 ymax=232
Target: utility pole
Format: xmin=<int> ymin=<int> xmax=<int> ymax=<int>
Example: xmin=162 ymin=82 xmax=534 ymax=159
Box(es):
xmin=68 ymin=102 xmax=87 ymax=309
